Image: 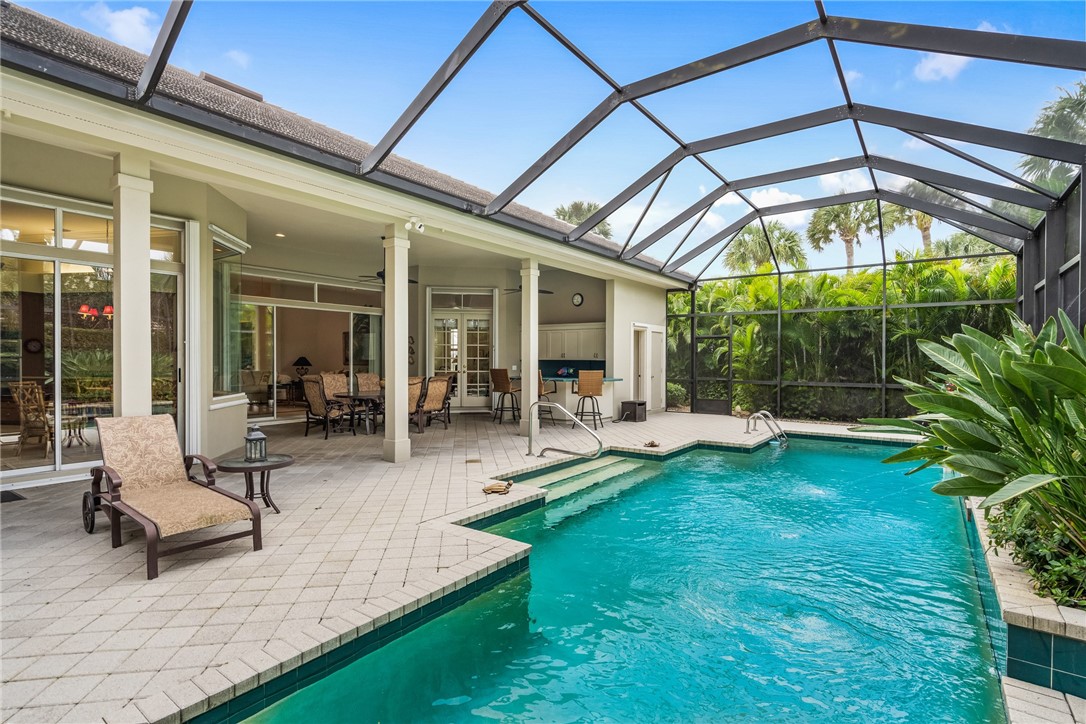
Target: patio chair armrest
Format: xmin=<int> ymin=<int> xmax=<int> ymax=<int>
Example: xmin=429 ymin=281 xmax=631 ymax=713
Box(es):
xmin=91 ymin=465 xmax=123 ymax=499
xmin=184 ymin=454 xmax=218 ymax=487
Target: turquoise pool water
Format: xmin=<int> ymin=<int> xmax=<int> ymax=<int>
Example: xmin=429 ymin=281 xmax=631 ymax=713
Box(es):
xmin=249 ymin=440 xmax=1004 ymax=723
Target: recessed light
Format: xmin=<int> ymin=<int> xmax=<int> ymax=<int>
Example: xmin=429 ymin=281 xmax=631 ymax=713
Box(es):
xmin=275 ymin=232 xmax=286 ymax=238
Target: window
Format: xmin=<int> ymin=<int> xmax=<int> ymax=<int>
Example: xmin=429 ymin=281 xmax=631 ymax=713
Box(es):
xmin=212 ymin=238 xmax=245 ymax=396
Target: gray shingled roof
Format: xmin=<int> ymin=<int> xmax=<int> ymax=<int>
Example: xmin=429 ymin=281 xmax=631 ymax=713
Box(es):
xmin=1 ymin=2 xmax=681 ymax=276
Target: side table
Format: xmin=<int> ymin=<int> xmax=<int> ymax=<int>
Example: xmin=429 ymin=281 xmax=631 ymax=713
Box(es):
xmin=215 ymin=454 xmax=294 ymax=514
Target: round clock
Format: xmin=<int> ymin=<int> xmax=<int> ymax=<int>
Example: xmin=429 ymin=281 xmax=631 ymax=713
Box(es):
xmin=571 ymin=293 xmax=584 ymax=307
xmin=23 ymin=338 xmax=44 ymax=354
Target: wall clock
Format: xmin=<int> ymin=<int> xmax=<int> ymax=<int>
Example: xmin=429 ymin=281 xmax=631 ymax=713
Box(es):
xmin=571 ymin=293 xmax=584 ymax=307
xmin=23 ymin=338 xmax=44 ymax=354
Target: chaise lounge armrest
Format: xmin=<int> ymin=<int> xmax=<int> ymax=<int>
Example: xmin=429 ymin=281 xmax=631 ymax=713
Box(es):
xmin=184 ymin=454 xmax=218 ymax=486
xmin=90 ymin=465 xmax=123 ymax=500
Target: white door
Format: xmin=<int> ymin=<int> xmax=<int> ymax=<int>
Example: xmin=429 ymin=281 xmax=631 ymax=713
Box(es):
xmin=431 ymin=312 xmax=492 ymax=408
xmin=650 ymin=329 xmax=665 ymax=410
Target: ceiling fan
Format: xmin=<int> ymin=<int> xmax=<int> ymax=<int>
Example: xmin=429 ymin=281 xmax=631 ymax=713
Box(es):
xmin=358 ymin=269 xmax=419 ymax=285
xmin=503 ymin=285 xmax=554 ymax=295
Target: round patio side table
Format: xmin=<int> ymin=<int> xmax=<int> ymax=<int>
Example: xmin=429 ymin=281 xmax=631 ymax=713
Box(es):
xmin=215 ymin=454 xmax=294 ymax=514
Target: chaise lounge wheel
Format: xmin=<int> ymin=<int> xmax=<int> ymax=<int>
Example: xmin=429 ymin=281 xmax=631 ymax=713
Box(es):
xmin=82 ymin=491 xmax=96 ymax=533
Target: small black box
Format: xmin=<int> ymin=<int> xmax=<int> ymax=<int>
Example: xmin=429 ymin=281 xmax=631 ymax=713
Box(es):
xmin=620 ymin=400 xmax=647 ymax=422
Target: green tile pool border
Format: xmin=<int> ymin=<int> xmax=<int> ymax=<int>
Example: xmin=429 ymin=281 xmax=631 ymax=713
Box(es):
xmin=464 ymin=497 xmax=545 ymax=530
xmin=187 ymin=557 xmax=530 ymax=724
xmin=505 ymin=433 xmax=915 ymax=484
xmin=1006 ymin=624 xmax=1086 ymax=698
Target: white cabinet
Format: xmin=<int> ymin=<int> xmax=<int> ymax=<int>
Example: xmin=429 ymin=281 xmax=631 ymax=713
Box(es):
xmin=539 ymin=323 xmax=605 ymax=360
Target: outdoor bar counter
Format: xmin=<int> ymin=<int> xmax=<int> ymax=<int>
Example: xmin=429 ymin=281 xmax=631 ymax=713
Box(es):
xmin=542 ymin=375 xmax=622 ymax=420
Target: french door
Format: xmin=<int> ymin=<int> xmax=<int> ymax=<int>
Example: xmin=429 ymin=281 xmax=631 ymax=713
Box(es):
xmin=431 ymin=312 xmax=492 ymax=409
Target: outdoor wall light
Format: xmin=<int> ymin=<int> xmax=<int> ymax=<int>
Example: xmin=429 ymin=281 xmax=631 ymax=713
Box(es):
xmin=405 ymin=216 xmax=425 ymax=233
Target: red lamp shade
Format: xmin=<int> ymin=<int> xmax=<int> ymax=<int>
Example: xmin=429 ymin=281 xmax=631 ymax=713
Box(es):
xmin=89 ymin=308 xmax=99 ymax=318
xmin=103 ymin=305 xmax=114 ymax=319
xmin=78 ymin=303 xmax=90 ymax=314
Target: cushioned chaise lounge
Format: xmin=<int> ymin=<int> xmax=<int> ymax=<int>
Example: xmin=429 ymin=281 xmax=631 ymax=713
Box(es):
xmin=84 ymin=415 xmax=262 ymax=579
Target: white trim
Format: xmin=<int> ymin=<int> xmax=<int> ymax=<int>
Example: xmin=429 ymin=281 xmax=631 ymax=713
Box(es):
xmin=209 ymin=223 xmax=250 ymax=254
xmin=242 ymin=263 xmax=383 ymax=291
xmin=209 ymin=393 xmax=249 ymax=411
xmin=184 ymin=219 xmax=201 ymax=454
xmin=2 ymin=183 xmax=112 ymax=217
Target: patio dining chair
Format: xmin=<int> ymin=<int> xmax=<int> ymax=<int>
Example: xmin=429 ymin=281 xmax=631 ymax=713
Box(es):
xmin=9 ymin=381 xmax=52 ymax=457
xmin=302 ymin=375 xmax=353 ymax=438
xmin=407 ymin=376 xmax=425 ymax=433
xmin=85 ymin=414 xmax=261 ymax=579
xmin=421 ymin=375 xmax=452 ymax=429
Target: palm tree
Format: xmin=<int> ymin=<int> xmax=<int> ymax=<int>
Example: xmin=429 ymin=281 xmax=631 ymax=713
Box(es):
xmin=554 ymin=200 xmax=613 ymax=240
xmin=722 ymin=221 xmax=808 ymax=274
xmin=806 ymin=199 xmax=890 ymax=271
xmin=1019 ymin=80 xmax=1086 ymax=192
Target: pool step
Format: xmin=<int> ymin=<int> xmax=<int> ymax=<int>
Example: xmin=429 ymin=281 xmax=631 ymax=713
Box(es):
xmin=544 ymin=459 xmax=645 ymax=501
xmin=524 ymin=457 xmax=628 ymax=488
xmin=544 ymin=464 xmax=660 ymax=524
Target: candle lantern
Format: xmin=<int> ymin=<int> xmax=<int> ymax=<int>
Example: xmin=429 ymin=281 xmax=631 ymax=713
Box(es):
xmin=244 ymin=425 xmax=267 ymax=462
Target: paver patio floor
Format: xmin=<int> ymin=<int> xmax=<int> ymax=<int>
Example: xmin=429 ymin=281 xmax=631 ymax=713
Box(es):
xmin=2 ymin=412 xmax=903 ymax=723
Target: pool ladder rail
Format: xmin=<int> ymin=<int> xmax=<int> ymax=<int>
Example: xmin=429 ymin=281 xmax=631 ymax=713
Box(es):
xmin=744 ymin=410 xmax=789 ymax=448
xmin=526 ymin=401 xmax=604 ymax=459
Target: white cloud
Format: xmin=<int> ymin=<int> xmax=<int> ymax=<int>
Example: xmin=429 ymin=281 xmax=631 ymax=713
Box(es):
xmin=843 ymin=69 xmax=863 ymax=85
xmin=818 ymin=165 xmax=870 ymax=194
xmin=82 ymin=3 xmax=158 ymax=54
xmin=913 ymin=21 xmax=997 ymax=82
xmin=902 ymin=136 xmax=930 ymax=151
xmin=747 ymin=188 xmax=810 ymax=229
xmin=224 ymin=50 xmax=251 ymax=70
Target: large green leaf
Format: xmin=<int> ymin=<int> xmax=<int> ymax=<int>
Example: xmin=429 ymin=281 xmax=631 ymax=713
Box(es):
xmin=918 ymin=339 xmax=977 ymax=380
xmin=954 ymin=334 xmax=1002 ymax=378
xmin=851 ymin=418 xmax=927 ymax=434
xmin=936 ymin=419 xmax=1000 ymax=452
xmin=1057 ymin=309 xmax=1086 ymax=363
xmin=944 ymin=453 xmax=1012 ymax=484
xmin=1015 ymin=362 xmax=1086 ymax=398
xmin=905 ymin=392 xmax=990 ymax=421
xmin=932 ymin=476 xmax=1003 ymax=498
xmin=883 ymin=445 xmax=945 ymax=464
xmin=980 ymin=474 xmax=1062 ymax=508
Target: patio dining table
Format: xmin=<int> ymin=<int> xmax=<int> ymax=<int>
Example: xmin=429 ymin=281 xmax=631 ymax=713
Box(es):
xmin=334 ymin=391 xmax=383 ymax=435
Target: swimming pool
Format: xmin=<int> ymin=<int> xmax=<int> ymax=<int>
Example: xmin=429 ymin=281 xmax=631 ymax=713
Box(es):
xmin=248 ymin=439 xmax=1004 ymax=722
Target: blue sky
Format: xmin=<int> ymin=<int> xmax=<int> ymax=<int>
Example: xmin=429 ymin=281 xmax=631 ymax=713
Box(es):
xmin=24 ymin=0 xmax=1085 ymax=274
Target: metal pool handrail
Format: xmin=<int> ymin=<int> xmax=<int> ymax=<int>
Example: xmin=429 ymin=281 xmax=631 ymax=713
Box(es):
xmin=526 ymin=401 xmax=604 ymax=459
xmin=745 ymin=410 xmax=789 ymax=447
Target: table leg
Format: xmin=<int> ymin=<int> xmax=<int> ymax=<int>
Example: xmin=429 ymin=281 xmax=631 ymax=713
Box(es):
xmin=243 ymin=472 xmax=256 ymax=503
xmin=260 ymin=470 xmax=280 ymax=514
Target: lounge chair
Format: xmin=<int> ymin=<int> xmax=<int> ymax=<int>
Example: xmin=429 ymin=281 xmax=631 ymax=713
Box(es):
xmin=84 ymin=414 xmax=261 ymax=579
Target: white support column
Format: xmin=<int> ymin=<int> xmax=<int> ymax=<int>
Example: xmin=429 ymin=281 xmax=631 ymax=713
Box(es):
xmin=111 ymin=153 xmax=154 ymax=417
xmin=383 ymin=226 xmax=411 ymax=462
xmin=519 ymin=259 xmax=539 ymax=437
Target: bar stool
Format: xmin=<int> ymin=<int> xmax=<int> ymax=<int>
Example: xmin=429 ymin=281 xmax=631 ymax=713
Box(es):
xmin=538 ymin=370 xmax=556 ymax=426
xmin=490 ymin=368 xmax=520 ymax=423
xmin=573 ymin=370 xmax=604 ymax=430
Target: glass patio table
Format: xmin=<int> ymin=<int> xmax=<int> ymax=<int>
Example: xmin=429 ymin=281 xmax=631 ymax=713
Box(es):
xmin=215 ymin=454 xmax=294 ymax=514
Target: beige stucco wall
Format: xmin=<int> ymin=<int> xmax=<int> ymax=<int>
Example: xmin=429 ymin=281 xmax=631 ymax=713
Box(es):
xmin=538 ymin=269 xmax=606 ymax=324
xmin=606 ymin=278 xmax=667 ymax=416
xmin=1 ymin=135 xmax=112 ymax=202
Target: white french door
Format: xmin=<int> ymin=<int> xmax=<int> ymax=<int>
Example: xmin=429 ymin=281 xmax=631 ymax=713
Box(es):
xmin=431 ymin=311 xmax=492 ymax=408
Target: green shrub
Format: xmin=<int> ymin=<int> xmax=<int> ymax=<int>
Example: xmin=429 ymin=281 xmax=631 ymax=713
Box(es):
xmin=855 ymin=310 xmax=1086 ymax=607
xmin=666 ymin=382 xmax=690 ymax=408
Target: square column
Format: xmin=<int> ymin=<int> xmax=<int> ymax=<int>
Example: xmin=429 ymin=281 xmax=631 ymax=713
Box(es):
xmin=519 ymin=259 xmax=539 ymax=437
xmin=383 ymin=227 xmax=411 ymax=462
xmin=111 ymin=153 xmax=154 ymax=416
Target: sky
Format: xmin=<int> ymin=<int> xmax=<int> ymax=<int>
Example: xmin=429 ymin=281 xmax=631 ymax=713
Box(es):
xmin=22 ymin=0 xmax=1086 ymax=275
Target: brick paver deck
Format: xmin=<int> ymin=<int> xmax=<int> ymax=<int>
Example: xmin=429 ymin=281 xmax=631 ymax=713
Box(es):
xmin=0 ymin=413 xmax=917 ymax=722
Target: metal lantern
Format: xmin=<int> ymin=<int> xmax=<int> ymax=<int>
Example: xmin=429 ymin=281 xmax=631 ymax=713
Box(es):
xmin=244 ymin=425 xmax=267 ymax=462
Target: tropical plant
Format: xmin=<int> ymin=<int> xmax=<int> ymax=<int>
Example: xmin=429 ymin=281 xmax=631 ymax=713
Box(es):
xmin=1019 ymin=79 xmax=1086 ymax=192
xmin=554 ymin=200 xmax=612 ymax=240
xmin=807 ymin=199 xmax=895 ymax=270
xmin=722 ymin=221 xmax=808 ymax=273
xmin=854 ymin=310 xmax=1086 ymax=605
